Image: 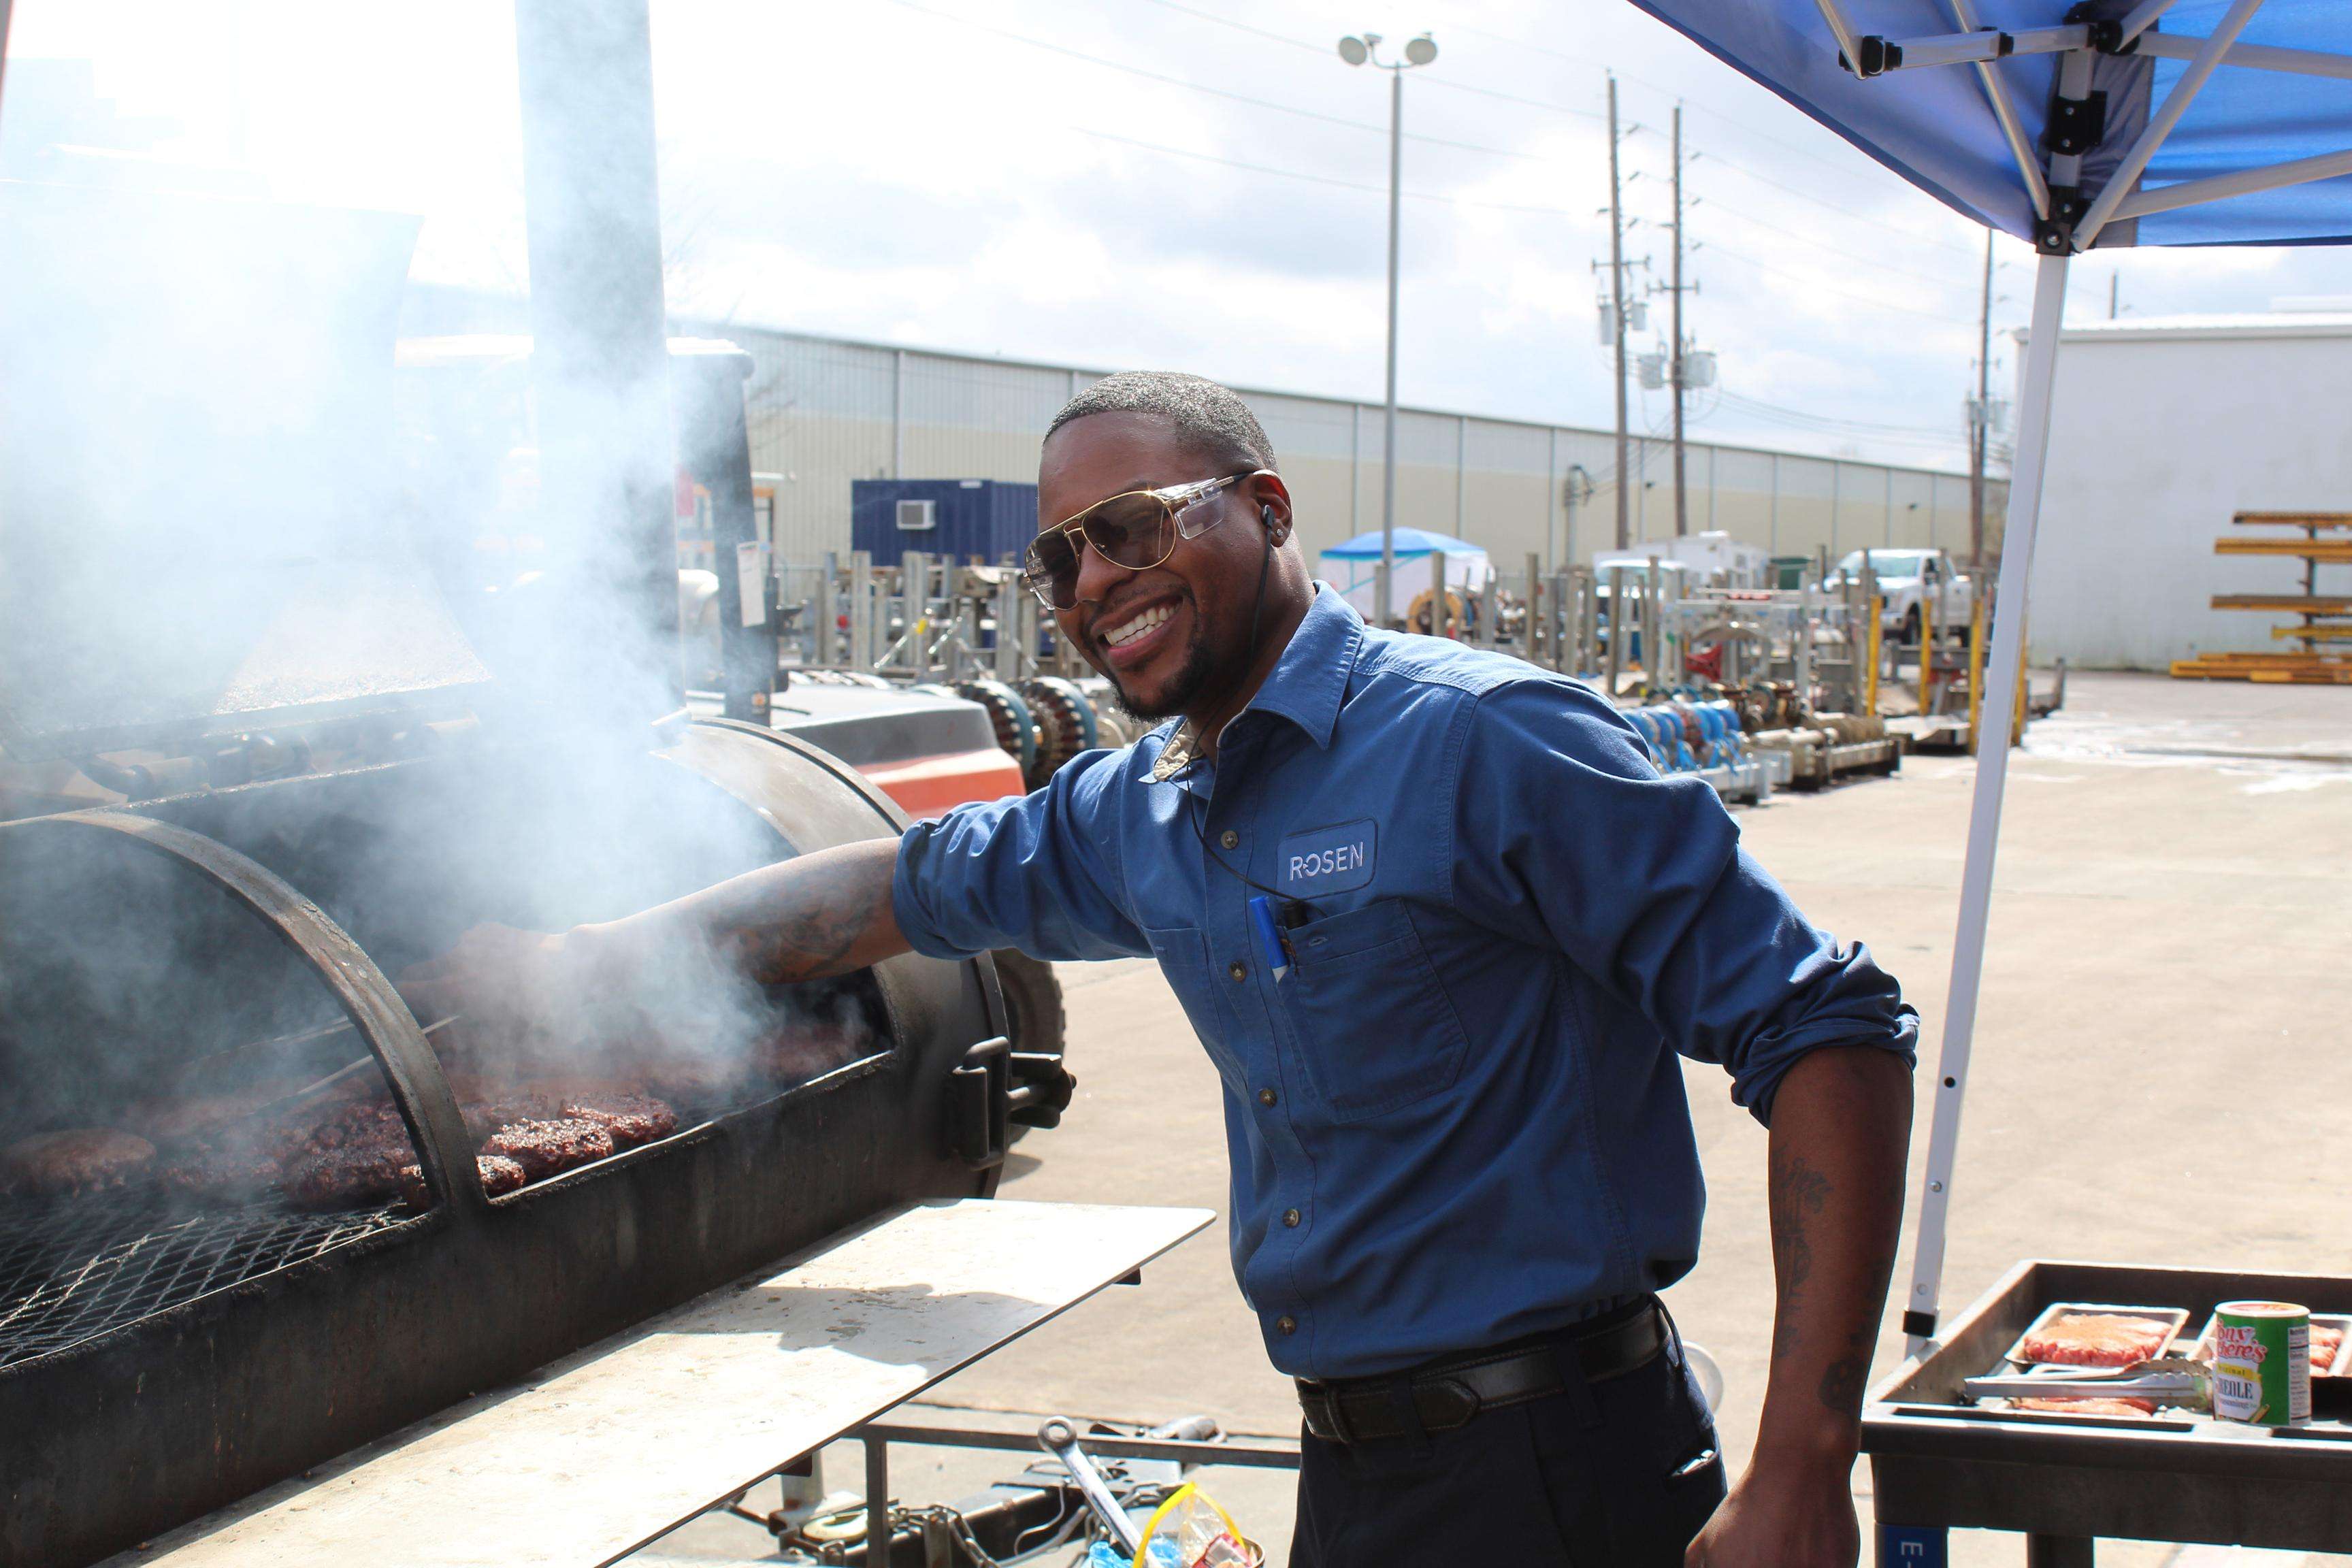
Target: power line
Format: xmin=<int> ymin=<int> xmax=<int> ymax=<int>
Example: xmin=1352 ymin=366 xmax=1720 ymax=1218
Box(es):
xmin=884 ymin=0 xmax=1524 ymax=157
xmin=1694 ymin=152 xmax=1980 ymax=257
xmin=1709 ymin=396 xmax=1969 ymax=457
xmin=1701 ymin=241 xmax=1975 ymax=326
xmin=1699 ymin=195 xmax=1977 ymax=291
xmin=1073 ymin=127 xmax=1585 ymax=218
xmin=1130 ymin=0 xmax=1327 ymax=56
xmin=1714 ymin=388 xmax=1959 ymax=440
xmin=1440 ymin=18 xmax=1952 ymax=189
xmin=1414 ymin=72 xmax=1606 ymax=123
xmin=879 ymin=0 xmax=1539 ymax=160
xmin=1124 ymin=0 xmax=1986 ymax=267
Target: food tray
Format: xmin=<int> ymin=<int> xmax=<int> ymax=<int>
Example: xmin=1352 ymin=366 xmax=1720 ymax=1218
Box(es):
xmin=2189 ymin=1311 xmax=2352 ymax=1377
xmin=2005 ymin=1302 xmax=2191 ymax=1368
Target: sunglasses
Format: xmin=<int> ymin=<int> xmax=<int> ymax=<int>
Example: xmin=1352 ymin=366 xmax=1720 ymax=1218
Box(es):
xmin=1022 ymin=472 xmax=1250 ymax=610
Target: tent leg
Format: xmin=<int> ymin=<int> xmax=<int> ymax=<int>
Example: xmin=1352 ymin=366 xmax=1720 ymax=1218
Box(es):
xmin=1901 ymin=250 xmax=2070 ymax=1357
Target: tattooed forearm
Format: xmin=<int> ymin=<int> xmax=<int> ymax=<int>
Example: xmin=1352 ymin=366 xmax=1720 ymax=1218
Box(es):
xmin=1817 ymin=1354 xmax=1869 ymax=1415
xmin=1766 ymin=1152 xmax=1832 ymax=1367
xmin=591 ymin=838 xmax=913 ymax=993
xmin=742 ymin=864 xmax=893 ymax=983
xmin=1751 ymin=1047 xmax=1913 ymax=1458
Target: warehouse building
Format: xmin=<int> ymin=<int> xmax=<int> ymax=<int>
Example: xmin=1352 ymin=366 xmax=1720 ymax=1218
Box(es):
xmin=404 ymin=286 xmax=1997 ymax=577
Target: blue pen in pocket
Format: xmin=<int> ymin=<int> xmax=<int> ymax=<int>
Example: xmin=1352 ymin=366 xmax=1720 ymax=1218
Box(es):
xmin=1248 ymin=896 xmax=1292 ymax=982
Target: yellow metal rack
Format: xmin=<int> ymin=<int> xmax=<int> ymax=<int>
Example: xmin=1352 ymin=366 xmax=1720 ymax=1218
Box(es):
xmin=2172 ymin=512 xmax=2352 ymax=685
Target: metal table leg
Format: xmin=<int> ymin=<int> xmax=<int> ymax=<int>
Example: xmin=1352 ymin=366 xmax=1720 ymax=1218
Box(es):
xmin=866 ymin=1433 xmax=890 ymax=1567
xmin=2026 ymin=1536 xmax=2094 ymax=1568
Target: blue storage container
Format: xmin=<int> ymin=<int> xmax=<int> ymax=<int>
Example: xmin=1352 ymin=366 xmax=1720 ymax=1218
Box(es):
xmin=850 ymin=478 xmax=1041 ymax=566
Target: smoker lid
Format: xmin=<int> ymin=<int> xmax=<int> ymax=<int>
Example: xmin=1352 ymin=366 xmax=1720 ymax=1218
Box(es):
xmin=0 ymin=180 xmax=491 ymax=757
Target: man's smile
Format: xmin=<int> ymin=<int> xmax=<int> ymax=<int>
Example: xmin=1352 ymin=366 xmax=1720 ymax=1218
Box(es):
xmin=1090 ymin=590 xmax=1188 ymax=670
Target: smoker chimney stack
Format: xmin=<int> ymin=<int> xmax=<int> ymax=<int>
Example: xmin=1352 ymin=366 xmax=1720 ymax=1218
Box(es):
xmin=513 ymin=0 xmax=681 ymax=716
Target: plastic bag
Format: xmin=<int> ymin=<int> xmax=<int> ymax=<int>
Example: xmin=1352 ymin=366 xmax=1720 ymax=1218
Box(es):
xmin=1132 ymin=1483 xmax=1257 ymax=1568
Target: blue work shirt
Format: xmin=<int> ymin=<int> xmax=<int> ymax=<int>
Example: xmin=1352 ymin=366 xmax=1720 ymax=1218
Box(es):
xmin=894 ymin=585 xmax=1916 ymax=1379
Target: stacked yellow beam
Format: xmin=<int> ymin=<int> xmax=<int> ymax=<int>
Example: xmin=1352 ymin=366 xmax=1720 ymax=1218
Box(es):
xmin=2172 ymin=514 xmax=2352 ymax=683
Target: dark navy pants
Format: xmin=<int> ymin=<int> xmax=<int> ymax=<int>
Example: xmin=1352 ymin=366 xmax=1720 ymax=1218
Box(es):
xmin=1288 ymin=1334 xmax=1725 ymax=1567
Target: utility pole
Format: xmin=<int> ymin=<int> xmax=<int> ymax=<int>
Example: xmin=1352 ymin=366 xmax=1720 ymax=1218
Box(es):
xmin=1607 ymin=76 xmax=1631 ymax=552
xmin=1970 ymin=229 xmax=1993 ymax=568
xmin=1669 ymin=103 xmax=1688 ymax=538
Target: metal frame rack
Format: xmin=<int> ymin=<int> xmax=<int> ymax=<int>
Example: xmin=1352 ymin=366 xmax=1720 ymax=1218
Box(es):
xmin=2172 ymin=511 xmax=2352 ymax=685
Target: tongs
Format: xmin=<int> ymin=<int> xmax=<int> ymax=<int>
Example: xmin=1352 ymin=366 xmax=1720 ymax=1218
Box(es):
xmin=216 ymin=1016 xmax=460 ymax=1132
xmin=174 ymin=1010 xmax=425 ymax=1089
xmin=1962 ymin=1356 xmax=2211 ymax=1411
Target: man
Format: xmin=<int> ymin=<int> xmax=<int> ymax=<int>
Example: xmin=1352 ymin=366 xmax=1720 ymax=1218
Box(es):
xmin=410 ymin=372 xmax=1915 ymax=1566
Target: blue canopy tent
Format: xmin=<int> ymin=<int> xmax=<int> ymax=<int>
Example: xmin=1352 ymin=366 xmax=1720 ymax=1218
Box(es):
xmin=1317 ymin=527 xmax=1494 ymax=621
xmin=1622 ymin=0 xmax=2352 ymax=1360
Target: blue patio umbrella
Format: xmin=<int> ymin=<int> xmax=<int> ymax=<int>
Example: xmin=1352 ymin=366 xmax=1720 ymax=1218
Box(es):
xmin=1320 ymin=527 xmax=1490 ymax=558
xmin=1622 ymin=0 xmax=2352 ymax=1354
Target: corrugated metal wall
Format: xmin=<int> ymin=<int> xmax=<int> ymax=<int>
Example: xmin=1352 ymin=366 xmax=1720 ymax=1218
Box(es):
xmin=395 ymin=288 xmax=2002 ymax=576
xmin=722 ymin=325 xmax=2004 ymax=574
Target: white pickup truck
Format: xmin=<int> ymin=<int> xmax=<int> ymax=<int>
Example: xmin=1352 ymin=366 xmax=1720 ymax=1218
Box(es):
xmin=1820 ymin=548 xmax=1976 ymax=642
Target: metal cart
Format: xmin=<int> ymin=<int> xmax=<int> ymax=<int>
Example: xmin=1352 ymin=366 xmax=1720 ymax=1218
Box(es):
xmin=1865 ymin=1258 xmax=2352 ymax=1565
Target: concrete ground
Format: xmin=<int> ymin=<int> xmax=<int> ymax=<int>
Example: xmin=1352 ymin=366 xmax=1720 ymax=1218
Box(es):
xmin=638 ymin=672 xmax=2352 ymax=1567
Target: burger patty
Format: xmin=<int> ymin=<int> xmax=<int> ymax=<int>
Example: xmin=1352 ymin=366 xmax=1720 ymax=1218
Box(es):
xmin=282 ymin=1143 xmax=414 ymax=1211
xmin=3 ymin=1129 xmax=157 ymax=1196
xmin=480 ymin=1117 xmax=615 ymax=1181
xmin=559 ymin=1094 xmax=678 ymax=1150
xmin=131 ymin=1079 xmax=306 ymax=1142
xmin=396 ymin=1154 xmax=527 ymax=1208
xmin=157 ymin=1144 xmax=284 ymax=1203
xmin=459 ymin=1095 xmax=555 ymax=1143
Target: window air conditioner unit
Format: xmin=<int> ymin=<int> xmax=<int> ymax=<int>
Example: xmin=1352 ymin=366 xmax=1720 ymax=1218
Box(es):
xmin=896 ymin=499 xmax=936 ymax=531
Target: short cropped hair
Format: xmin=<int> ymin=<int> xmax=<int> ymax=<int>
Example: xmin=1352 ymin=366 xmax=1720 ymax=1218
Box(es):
xmin=1045 ymin=370 xmax=1278 ymax=474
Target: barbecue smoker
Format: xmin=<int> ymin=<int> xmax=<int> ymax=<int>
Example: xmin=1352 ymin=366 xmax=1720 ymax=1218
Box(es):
xmin=0 ymin=183 xmax=1053 ymax=1568
xmin=0 ymin=714 xmax=1039 ymax=1568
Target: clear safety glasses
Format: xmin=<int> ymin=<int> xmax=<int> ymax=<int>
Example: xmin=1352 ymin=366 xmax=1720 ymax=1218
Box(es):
xmin=1021 ymin=473 xmax=1247 ymax=611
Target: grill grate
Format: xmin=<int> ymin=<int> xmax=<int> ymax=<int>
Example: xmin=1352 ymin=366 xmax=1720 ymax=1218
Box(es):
xmin=0 ymin=1192 xmax=405 ymax=1369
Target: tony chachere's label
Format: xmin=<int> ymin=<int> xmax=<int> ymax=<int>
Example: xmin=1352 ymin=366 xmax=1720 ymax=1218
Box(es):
xmin=1278 ymin=819 xmax=1377 ymax=894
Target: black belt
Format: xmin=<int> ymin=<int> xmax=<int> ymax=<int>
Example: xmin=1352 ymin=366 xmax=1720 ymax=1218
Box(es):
xmin=1295 ymin=1301 xmax=1667 ymax=1446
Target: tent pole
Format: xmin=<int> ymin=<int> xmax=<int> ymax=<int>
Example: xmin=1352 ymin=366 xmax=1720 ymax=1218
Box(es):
xmin=1944 ymin=0 xmax=2051 ymax=218
xmin=2114 ymin=146 xmax=2352 ymax=220
xmin=2119 ymin=0 xmax=2182 ymax=46
xmin=1809 ymin=0 xmax=1867 ymax=67
xmin=1901 ymin=250 xmax=2071 ymax=1357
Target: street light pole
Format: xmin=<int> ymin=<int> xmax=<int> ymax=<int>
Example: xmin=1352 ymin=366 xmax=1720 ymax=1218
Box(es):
xmin=1341 ymin=30 xmax=1437 ymax=628
xmin=1382 ymin=65 xmax=1403 ymax=628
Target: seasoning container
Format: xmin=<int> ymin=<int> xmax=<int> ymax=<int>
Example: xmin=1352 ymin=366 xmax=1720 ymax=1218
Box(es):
xmin=2210 ymin=1300 xmax=2311 ymax=1426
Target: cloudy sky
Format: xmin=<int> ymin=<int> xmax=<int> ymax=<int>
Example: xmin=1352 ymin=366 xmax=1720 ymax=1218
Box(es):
xmin=10 ymin=0 xmax=2351 ymax=470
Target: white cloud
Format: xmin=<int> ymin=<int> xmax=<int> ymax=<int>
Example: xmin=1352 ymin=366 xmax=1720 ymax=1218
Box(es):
xmin=10 ymin=0 xmax=2351 ymax=470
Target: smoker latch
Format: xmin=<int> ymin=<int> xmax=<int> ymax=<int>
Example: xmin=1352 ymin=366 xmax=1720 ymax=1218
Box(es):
xmin=1007 ymin=1052 xmax=1076 ymax=1132
xmin=948 ymin=1034 xmax=1013 ymax=1169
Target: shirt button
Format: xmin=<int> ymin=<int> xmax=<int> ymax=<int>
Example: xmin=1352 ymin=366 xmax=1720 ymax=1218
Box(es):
xmin=1257 ymin=1088 xmax=1277 ymax=1108
xmin=1228 ymin=960 xmax=1247 ymax=981
xmin=1276 ymin=1315 xmax=1297 ymax=1335
xmin=1220 ymin=829 xmax=1239 ymax=849
xmin=1282 ymin=1208 xmax=1301 ymax=1228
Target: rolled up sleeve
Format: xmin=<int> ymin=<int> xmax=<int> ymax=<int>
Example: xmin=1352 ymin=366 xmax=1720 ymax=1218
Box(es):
xmin=1451 ymin=680 xmax=1917 ymax=1123
xmin=892 ymin=749 xmax=1150 ymax=963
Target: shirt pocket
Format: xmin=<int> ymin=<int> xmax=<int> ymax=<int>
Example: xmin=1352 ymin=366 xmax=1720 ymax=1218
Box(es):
xmin=1281 ymin=900 xmax=1469 ymax=1124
